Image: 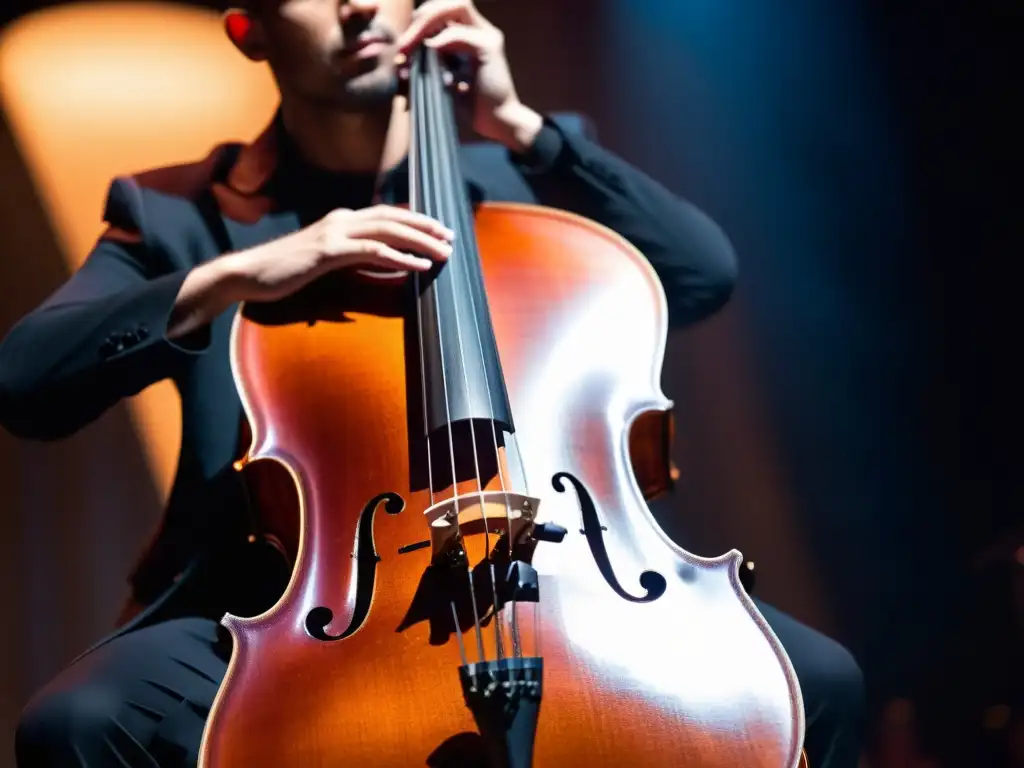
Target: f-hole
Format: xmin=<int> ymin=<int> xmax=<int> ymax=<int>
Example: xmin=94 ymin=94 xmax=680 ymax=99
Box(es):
xmin=552 ymin=472 xmax=667 ymax=603
xmin=305 ymin=492 xmax=405 ymax=641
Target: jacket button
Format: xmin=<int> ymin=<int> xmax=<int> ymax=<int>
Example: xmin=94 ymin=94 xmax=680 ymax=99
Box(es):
xmin=99 ymin=338 xmax=117 ymax=358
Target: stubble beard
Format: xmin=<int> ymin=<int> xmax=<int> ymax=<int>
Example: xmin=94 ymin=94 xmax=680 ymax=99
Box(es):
xmin=332 ymin=66 xmax=400 ymax=111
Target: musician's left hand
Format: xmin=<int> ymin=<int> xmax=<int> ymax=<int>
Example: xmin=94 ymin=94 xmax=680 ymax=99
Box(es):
xmin=396 ymin=0 xmax=544 ymax=154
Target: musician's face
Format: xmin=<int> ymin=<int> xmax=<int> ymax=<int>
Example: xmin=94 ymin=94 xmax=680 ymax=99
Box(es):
xmin=243 ymin=0 xmax=414 ymax=108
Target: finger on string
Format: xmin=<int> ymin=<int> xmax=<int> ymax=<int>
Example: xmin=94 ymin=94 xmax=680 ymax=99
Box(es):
xmin=365 ymin=247 xmax=434 ymax=272
xmin=360 ymin=204 xmax=454 ymax=239
xmin=349 ymin=222 xmax=453 ymax=261
xmin=411 ymin=0 xmax=483 ymax=24
xmin=341 ymin=241 xmax=433 ymax=272
xmin=397 ymin=0 xmax=481 ymax=54
xmin=424 ymin=24 xmax=491 ymax=56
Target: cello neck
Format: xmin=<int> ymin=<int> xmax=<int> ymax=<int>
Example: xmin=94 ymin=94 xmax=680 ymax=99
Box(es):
xmin=407 ymin=45 xmax=515 ymax=445
xmin=408 ymin=47 xmax=471 ymax=227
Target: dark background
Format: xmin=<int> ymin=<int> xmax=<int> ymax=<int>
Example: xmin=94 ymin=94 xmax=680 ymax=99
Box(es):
xmin=0 ymin=0 xmax=1019 ymax=765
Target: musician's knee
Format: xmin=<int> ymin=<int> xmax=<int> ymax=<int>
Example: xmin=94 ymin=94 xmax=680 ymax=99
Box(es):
xmin=809 ymin=636 xmax=865 ymax=729
xmin=755 ymin=599 xmax=865 ymax=734
xmin=15 ymin=682 xmax=125 ymax=766
xmin=789 ymin=636 xmax=864 ymax=768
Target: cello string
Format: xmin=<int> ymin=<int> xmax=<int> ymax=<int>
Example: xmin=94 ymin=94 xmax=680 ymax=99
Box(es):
xmin=429 ymin=56 xmax=507 ymax=661
xmin=432 ymin=65 xmax=522 ymax=659
xmin=408 ymin=54 xmax=436 ymax=512
xmin=419 ymin=48 xmax=486 ymax=665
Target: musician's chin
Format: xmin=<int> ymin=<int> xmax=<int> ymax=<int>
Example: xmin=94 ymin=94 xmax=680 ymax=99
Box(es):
xmin=330 ymin=61 xmax=400 ymax=107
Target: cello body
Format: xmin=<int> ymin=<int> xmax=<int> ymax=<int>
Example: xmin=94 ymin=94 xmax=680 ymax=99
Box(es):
xmin=197 ymin=201 xmax=806 ymax=767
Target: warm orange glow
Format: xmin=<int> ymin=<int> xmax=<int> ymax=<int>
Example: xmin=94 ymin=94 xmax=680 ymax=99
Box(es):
xmin=0 ymin=2 xmax=278 ymax=500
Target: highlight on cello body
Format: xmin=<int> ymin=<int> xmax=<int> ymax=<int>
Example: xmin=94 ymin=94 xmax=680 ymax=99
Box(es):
xmin=0 ymin=0 xmax=867 ymax=766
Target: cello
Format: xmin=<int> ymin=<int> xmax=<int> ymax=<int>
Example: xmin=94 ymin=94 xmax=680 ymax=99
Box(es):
xmin=198 ymin=29 xmax=807 ymax=768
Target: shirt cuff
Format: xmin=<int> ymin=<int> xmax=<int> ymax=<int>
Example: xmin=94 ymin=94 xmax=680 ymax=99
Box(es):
xmin=508 ymin=116 xmax=566 ymax=175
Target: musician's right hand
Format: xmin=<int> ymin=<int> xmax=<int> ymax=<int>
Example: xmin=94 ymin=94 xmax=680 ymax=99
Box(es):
xmin=227 ymin=205 xmax=453 ymax=302
xmin=169 ymin=205 xmax=453 ymax=341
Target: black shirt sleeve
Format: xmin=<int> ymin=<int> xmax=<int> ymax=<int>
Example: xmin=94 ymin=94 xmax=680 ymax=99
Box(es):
xmin=0 ymin=178 xmax=209 ymax=441
xmin=508 ymin=116 xmax=738 ymax=328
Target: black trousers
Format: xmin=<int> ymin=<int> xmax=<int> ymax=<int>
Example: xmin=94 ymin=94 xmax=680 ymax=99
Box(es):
xmin=14 ymin=598 xmax=864 ymax=768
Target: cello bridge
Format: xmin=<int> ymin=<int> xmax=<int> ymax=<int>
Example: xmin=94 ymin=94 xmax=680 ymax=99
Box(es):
xmin=424 ymin=492 xmax=540 ymax=561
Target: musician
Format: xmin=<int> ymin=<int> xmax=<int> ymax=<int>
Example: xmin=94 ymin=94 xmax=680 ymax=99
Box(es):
xmin=0 ymin=0 xmax=864 ymax=766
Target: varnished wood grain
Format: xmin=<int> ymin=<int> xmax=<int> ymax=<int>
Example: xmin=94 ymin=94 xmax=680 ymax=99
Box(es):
xmin=199 ymin=203 xmax=806 ymax=767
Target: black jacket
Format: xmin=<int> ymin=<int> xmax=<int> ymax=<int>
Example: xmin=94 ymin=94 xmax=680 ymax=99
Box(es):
xmin=0 ymin=111 xmax=737 ymax=634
